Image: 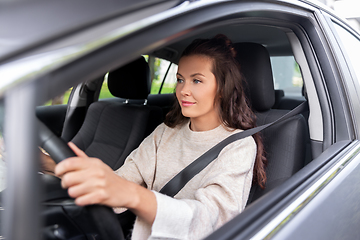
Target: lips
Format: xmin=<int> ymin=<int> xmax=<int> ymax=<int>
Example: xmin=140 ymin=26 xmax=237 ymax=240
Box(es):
xmin=181 ymin=100 xmax=195 ymax=107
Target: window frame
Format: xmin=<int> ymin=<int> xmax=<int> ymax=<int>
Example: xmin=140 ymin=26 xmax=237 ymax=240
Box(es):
xmin=323 ymin=13 xmax=360 ymax=139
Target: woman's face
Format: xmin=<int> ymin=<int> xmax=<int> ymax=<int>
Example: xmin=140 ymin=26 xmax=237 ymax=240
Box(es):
xmin=176 ymin=55 xmax=219 ymax=126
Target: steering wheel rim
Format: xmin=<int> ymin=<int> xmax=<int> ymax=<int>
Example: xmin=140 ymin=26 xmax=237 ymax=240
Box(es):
xmin=38 ymin=119 xmax=125 ymax=240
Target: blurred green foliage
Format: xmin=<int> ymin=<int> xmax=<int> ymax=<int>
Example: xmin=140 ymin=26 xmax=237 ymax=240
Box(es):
xmin=99 ymin=81 xmax=113 ymax=99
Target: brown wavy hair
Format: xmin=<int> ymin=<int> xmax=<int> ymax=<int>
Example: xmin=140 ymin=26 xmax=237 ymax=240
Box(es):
xmin=164 ymin=34 xmax=267 ymax=189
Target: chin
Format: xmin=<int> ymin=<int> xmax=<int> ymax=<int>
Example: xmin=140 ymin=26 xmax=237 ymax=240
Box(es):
xmin=181 ymin=110 xmax=195 ymax=118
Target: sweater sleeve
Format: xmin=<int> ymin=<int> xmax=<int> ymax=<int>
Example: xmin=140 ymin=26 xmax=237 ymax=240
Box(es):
xmin=149 ymin=136 xmax=256 ymax=240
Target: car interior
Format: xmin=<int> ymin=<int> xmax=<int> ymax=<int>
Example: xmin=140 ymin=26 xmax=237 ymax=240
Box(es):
xmin=35 ymin=20 xmax=321 ymax=237
xmin=4 ymin=0 xmax=360 ymax=238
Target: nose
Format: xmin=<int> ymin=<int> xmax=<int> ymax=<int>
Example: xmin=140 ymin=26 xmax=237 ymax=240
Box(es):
xmin=180 ymin=81 xmax=191 ymax=96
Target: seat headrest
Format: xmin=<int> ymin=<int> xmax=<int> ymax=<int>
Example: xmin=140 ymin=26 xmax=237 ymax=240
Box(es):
xmin=233 ymin=42 xmax=275 ymax=112
xmin=107 ymin=57 xmax=151 ymax=99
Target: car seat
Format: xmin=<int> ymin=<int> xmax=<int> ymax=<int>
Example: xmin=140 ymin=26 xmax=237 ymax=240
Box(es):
xmin=70 ymin=57 xmax=163 ymax=170
xmin=233 ymin=43 xmax=307 ymax=204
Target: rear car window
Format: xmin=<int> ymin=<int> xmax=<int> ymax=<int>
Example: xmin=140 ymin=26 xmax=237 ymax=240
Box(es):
xmin=99 ymin=73 xmax=113 ymax=100
xmin=147 ymin=56 xmax=177 ymax=94
xmin=270 ymin=56 xmax=303 ymax=97
xmin=98 ymin=56 xmax=178 ymax=100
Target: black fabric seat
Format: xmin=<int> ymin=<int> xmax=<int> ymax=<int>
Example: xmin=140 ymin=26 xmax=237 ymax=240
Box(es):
xmin=273 ymin=89 xmax=306 ymax=110
xmin=234 ymin=43 xmax=308 ymax=203
xmin=147 ymin=93 xmax=175 ymax=119
xmin=71 ymin=57 xmax=163 ymax=170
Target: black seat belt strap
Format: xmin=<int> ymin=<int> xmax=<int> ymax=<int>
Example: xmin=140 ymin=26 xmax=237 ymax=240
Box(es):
xmin=159 ymin=102 xmax=308 ymax=197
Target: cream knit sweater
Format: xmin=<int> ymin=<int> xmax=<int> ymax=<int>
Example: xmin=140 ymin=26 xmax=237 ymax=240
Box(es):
xmin=115 ymin=121 xmax=256 ymax=240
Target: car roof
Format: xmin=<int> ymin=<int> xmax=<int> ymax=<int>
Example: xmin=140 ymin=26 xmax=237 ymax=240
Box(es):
xmin=153 ymin=23 xmax=294 ymax=64
xmin=0 ymin=0 xmax=340 ymax=63
xmin=0 ymin=0 xmax=180 ymax=62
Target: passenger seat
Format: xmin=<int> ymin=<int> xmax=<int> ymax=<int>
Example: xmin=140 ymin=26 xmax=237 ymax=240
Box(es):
xmin=234 ymin=42 xmax=308 ymax=203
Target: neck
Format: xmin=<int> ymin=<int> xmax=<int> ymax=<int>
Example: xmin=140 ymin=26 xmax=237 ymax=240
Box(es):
xmin=189 ymin=117 xmax=221 ymax=132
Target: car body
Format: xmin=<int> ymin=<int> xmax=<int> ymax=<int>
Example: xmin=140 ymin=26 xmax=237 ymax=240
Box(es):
xmin=1 ymin=0 xmax=360 ymax=239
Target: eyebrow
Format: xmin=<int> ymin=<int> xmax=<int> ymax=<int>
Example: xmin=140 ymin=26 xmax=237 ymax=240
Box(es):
xmin=176 ymin=72 xmax=205 ymax=77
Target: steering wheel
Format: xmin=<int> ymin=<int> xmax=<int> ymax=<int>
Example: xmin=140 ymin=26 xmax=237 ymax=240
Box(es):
xmin=38 ymin=120 xmax=125 ymax=240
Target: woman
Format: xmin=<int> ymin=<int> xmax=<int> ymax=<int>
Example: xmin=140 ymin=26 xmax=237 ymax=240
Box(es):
xmin=54 ymin=34 xmax=266 ymax=239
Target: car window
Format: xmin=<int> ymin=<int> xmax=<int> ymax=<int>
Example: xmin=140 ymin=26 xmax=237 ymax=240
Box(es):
xmin=98 ymin=56 xmax=178 ymax=100
xmin=270 ymin=56 xmax=303 ymax=97
xmin=332 ymin=22 xmax=360 ymax=84
xmin=98 ymin=73 xmax=113 ymax=100
xmin=44 ymin=88 xmax=72 ymax=105
xmin=148 ymin=57 xmax=178 ymax=94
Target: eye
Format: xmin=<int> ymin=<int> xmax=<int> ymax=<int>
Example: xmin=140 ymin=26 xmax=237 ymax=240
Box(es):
xmin=177 ymin=78 xmax=184 ymax=83
xmin=193 ymin=79 xmax=201 ymax=84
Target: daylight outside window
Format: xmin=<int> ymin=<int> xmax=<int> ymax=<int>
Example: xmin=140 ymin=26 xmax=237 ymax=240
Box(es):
xmin=270 ymin=56 xmax=303 ymax=98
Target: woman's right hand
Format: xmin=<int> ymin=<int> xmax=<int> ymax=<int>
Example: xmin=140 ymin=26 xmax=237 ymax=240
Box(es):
xmin=55 ymin=142 xmax=158 ymax=225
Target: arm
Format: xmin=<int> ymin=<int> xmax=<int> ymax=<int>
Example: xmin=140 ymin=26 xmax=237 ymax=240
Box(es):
xmin=55 ymin=124 xmax=166 ymax=224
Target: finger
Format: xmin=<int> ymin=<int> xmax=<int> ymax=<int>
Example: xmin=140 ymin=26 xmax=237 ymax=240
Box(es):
xmin=67 ymin=181 xmax=89 ymax=198
xmin=61 ymin=169 xmax=89 ymax=189
xmin=67 ymin=179 xmax=108 ymax=202
xmin=68 ymin=142 xmax=88 ymax=158
xmin=74 ymin=190 xmax=108 ymax=206
xmin=55 ymin=157 xmax=88 ymax=177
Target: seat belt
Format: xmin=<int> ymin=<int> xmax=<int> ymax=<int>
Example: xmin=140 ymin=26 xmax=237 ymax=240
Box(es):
xmin=159 ymin=101 xmax=308 ymax=197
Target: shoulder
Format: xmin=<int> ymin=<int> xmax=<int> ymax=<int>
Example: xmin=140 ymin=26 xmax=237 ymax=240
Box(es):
xmin=152 ymin=122 xmax=167 ymax=136
xmin=219 ymin=126 xmax=257 ymax=150
xmin=153 ymin=122 xmax=185 ymax=134
xmin=217 ymin=128 xmax=257 ymax=170
xmin=145 ymin=122 xmax=184 ymax=145
xmin=221 ymin=133 xmax=256 ymax=157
